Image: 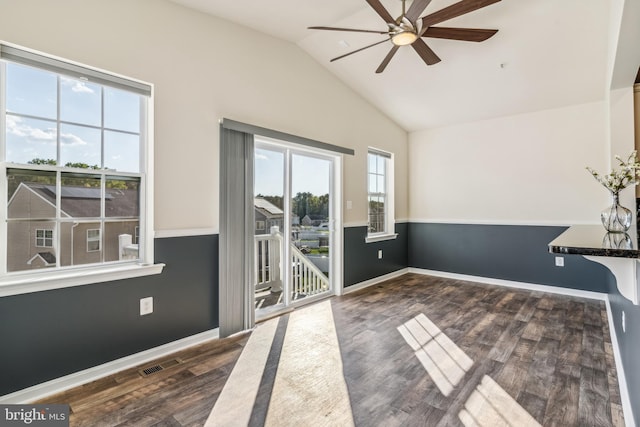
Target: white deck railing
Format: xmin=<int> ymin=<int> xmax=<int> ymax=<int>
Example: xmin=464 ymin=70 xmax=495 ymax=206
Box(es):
xmin=290 ymin=244 xmax=329 ymax=297
xmin=254 ymin=227 xmax=329 ymax=298
xmin=255 ymin=231 xmax=282 ymax=292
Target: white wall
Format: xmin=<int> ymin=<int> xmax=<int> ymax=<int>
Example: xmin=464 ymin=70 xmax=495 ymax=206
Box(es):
xmin=0 ymin=0 xmax=408 ymax=231
xmin=635 ymin=85 xmax=640 ymax=156
xmin=609 ymin=0 xmax=640 ymax=91
xmin=409 ymin=101 xmax=610 ymax=224
xmin=609 ymin=87 xmax=637 ymax=209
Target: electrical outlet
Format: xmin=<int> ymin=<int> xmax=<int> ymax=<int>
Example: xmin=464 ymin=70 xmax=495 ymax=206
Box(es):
xmin=622 ymin=311 xmax=626 ymax=333
xmin=378 ymin=250 xmax=383 ymax=259
xmin=346 ymin=200 xmax=353 ymax=210
xmin=140 ymin=297 xmax=153 ymax=316
xmin=555 ymin=256 xmax=564 ymax=267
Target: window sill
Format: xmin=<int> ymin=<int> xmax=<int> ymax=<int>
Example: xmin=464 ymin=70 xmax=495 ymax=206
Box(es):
xmin=0 ymin=263 xmax=165 ymax=297
xmin=365 ymin=233 xmax=399 ymax=243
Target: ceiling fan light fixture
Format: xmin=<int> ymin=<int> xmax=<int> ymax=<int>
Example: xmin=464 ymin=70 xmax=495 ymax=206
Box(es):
xmin=391 ymin=30 xmax=418 ymax=46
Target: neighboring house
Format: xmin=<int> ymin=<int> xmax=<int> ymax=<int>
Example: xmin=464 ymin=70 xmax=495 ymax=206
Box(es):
xmin=254 ymin=197 xmax=284 ymax=235
xmin=7 ymin=182 xmax=139 ymax=272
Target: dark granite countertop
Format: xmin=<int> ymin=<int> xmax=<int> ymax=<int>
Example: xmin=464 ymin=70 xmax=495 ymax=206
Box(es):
xmin=548 ymin=224 xmax=640 ymax=258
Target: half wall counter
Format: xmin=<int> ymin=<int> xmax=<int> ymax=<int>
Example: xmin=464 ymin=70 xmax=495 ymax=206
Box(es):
xmin=549 ymin=225 xmax=640 ymax=304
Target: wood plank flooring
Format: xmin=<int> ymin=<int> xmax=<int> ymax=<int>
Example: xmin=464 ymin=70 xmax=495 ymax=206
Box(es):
xmin=38 ymin=273 xmax=624 ymax=426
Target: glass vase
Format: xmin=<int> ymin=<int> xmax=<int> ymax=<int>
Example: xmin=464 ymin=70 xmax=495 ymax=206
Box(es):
xmin=602 ymin=232 xmax=632 ymax=249
xmin=601 ymin=192 xmax=632 ymax=233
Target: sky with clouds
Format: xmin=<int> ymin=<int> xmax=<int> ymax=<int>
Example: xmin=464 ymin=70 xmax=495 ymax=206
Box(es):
xmin=5 ymin=63 xmax=141 ymax=172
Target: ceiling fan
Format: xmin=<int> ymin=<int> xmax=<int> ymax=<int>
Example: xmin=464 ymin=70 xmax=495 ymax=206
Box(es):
xmin=309 ymin=0 xmax=501 ymax=73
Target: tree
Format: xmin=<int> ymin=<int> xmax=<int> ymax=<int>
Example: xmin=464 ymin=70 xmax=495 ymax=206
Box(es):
xmin=7 ymin=158 xmax=138 ymax=197
xmin=291 ymin=192 xmax=329 ymax=221
xmin=27 ymin=158 xmax=56 ymax=166
xmin=64 ymin=162 xmax=100 ymax=170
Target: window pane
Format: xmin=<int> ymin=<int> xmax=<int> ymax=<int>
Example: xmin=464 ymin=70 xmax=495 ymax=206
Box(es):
xmin=60 ymin=77 xmax=101 ymax=126
xmin=377 ymin=155 xmax=385 ymax=175
xmin=368 ymin=173 xmax=377 ymax=193
xmin=106 ymin=176 xmax=140 ymax=218
xmin=58 ymin=221 xmax=101 ymax=266
xmin=377 ymin=175 xmax=385 ymax=194
xmin=7 ymin=221 xmax=57 ymax=271
xmin=61 ymin=173 xmax=102 ymax=218
xmin=104 ymin=87 xmax=140 ymax=133
xmin=59 ymin=124 xmax=101 ymax=168
xmin=368 ymin=196 xmax=385 ymax=234
xmin=5 ymin=115 xmax=57 ymax=164
xmin=368 ymin=153 xmax=377 ymax=174
xmin=104 ymin=221 xmax=139 ymax=262
xmin=104 ymin=131 xmax=139 ymax=172
xmin=7 ymin=169 xmax=57 ymax=219
xmin=6 ymin=63 xmax=56 ymax=119
xmin=254 ymin=148 xmax=284 ymax=202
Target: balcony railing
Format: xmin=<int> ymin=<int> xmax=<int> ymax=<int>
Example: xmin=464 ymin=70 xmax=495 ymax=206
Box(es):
xmin=255 ymin=231 xmax=283 ymax=292
xmin=290 ymin=244 xmax=328 ymax=297
xmin=255 ymin=227 xmax=329 ymax=300
xmin=118 ymin=234 xmax=138 ymax=260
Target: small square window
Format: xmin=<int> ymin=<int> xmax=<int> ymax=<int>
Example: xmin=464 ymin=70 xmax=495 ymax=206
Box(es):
xmin=87 ymin=229 xmax=101 ymax=252
xmin=35 ymin=229 xmax=53 ymax=248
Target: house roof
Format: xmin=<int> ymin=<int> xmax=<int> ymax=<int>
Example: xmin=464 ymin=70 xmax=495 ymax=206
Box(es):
xmin=254 ymin=197 xmax=284 ymax=219
xmin=20 ymin=183 xmax=139 ymax=218
xmin=27 ymin=252 xmax=56 ymax=266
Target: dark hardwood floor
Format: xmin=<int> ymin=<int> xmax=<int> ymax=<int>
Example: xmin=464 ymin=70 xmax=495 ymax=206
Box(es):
xmin=38 ymin=273 xmax=624 ymax=426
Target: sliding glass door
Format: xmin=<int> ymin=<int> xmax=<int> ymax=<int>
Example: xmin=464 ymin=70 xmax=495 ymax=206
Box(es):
xmin=254 ymin=138 xmax=336 ymax=318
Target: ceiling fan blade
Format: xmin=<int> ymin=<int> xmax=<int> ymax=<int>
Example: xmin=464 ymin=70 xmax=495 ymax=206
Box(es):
xmin=423 ymin=27 xmax=498 ymax=42
xmin=330 ymin=39 xmax=389 ymax=62
xmin=412 ymin=39 xmax=441 ymax=65
xmin=376 ymin=46 xmax=400 ymax=73
xmin=365 ymin=0 xmax=395 ymax=23
xmin=308 ymin=26 xmax=389 ymax=35
xmin=405 ymin=0 xmax=433 ymax=22
xmin=421 ymin=0 xmax=501 ymax=27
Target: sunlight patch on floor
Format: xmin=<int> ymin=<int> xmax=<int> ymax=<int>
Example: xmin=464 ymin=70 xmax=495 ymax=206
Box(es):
xmin=459 ymin=375 xmax=541 ymax=427
xmin=205 ymin=300 xmax=354 ymax=427
xmin=204 ymin=318 xmax=279 ymax=427
xmin=398 ymin=313 xmax=540 ymax=426
xmin=398 ymin=313 xmax=473 ymax=396
xmin=265 ymin=300 xmax=354 ymax=427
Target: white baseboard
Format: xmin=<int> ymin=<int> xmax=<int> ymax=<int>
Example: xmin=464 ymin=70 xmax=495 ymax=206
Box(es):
xmin=342 ymin=268 xmax=409 ymax=294
xmin=408 ymin=268 xmax=608 ymax=301
xmin=0 ymin=328 xmax=220 ymax=405
xmin=604 ymin=298 xmax=636 ymax=427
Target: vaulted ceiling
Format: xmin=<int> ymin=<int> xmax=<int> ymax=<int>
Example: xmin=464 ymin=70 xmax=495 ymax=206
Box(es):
xmin=169 ymin=0 xmax=610 ymax=132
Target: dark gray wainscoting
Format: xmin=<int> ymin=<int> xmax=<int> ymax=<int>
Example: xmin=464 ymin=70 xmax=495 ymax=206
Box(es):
xmin=0 ymin=234 xmax=218 ymax=396
xmin=407 ymin=222 xmax=609 ymax=292
xmin=344 ymin=223 xmax=408 ymax=287
xmin=607 ymin=277 xmax=640 ymax=426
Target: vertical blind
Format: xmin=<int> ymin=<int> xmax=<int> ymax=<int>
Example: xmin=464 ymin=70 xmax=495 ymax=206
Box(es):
xmin=218 ymin=126 xmax=255 ymax=337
